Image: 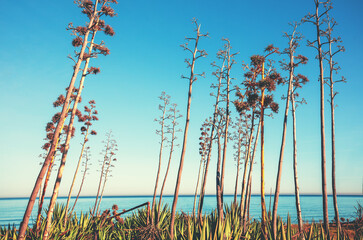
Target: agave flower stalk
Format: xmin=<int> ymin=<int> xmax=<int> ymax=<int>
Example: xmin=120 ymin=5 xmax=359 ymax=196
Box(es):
xmin=43 ymin=14 xmax=108 ymax=236
xmin=96 ymin=152 xmax=116 ymax=214
xmin=289 ymin=73 xmax=309 ymax=237
xmin=193 ymin=156 xmax=205 ymax=218
xmin=193 ymin=121 xmax=210 ymax=217
xmin=215 ymin=109 xmax=225 ymax=219
xmin=70 ymin=147 xmax=91 ymax=215
xmin=152 ymin=92 xmax=170 ymax=225
xmin=170 ymin=18 xmax=208 ymax=239
xmin=18 ymin=1 xmax=117 ymax=238
xmin=303 ymin=0 xmax=332 ymax=233
xmin=272 ymin=24 xmax=308 ymax=238
xmin=259 ymin=62 xmax=267 ymax=228
xmin=197 ymin=53 xmax=226 ymax=220
xmin=217 ymin=39 xmax=238 ymax=220
xmin=35 ymin=96 xmax=74 ymax=232
xmin=232 ymin=114 xmax=248 ymax=206
xmin=64 ymin=101 xmax=98 ymax=224
xmin=157 ymin=103 xmax=181 ymax=223
xmin=43 ymin=85 xmax=83 ymax=238
xmin=291 ymin=85 xmax=303 ymax=238
xmin=234 ymin=67 xmax=258 ymax=221
xmin=238 ymin=113 xmax=254 ymax=220
xmin=325 ymin=13 xmax=345 ymax=234
xmin=93 ymin=130 xmax=117 ymax=216
xmin=243 ymin=120 xmax=260 ymax=225
xmin=244 ymin=46 xmax=280 ymax=233
xmin=232 ymin=116 xmax=243 ymax=206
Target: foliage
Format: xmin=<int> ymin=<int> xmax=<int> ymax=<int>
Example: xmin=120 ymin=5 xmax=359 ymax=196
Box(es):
xmin=1 ymin=202 xmax=360 ymax=240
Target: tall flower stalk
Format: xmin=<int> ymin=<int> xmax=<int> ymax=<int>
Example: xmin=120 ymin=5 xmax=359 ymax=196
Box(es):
xmin=96 ymin=151 xmax=117 ymax=214
xmin=215 ymin=108 xmax=226 ymax=219
xmin=217 ymin=39 xmax=238 ymax=220
xmin=324 ymin=12 xmax=345 ymax=234
xmin=35 ymin=94 xmax=75 ymax=232
xmin=291 ymin=73 xmax=309 ymax=237
xmin=64 ymin=100 xmax=98 ymax=224
xmin=197 ymin=51 xmax=226 ymax=220
xmin=193 ymin=121 xmax=210 ymax=217
xmin=43 ymin=3 xmax=116 ymax=235
xmin=152 ymin=92 xmax=170 ymax=225
xmin=243 ymin=46 xmax=280 ymax=234
xmin=234 ymin=65 xmax=258 ymax=224
xmin=157 ymin=103 xmax=181 ymax=223
xmin=243 ymin=120 xmax=260 ymax=224
xmin=232 ymin=115 xmax=244 ymax=206
xmin=303 ymin=0 xmax=332 ymax=233
xmin=170 ymin=18 xmax=208 ymax=239
xmin=19 ymin=1 xmax=117 ymax=238
xmin=93 ymin=130 xmax=117 ymax=216
xmin=70 ymin=146 xmax=91 ymax=215
xmin=272 ymin=24 xmax=308 ymax=238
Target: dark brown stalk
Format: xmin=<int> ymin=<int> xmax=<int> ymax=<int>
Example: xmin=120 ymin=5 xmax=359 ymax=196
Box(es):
xmin=169 ymin=19 xmax=207 ymax=239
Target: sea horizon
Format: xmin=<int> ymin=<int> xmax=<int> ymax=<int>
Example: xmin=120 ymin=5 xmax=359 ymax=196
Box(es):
xmin=1 ymin=193 xmax=362 ymax=200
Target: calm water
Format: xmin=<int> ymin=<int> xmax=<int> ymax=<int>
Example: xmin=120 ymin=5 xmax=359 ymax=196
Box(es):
xmin=1 ymin=195 xmax=362 ymax=227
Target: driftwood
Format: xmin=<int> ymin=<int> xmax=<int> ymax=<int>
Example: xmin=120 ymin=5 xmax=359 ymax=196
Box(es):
xmin=106 ymin=202 xmax=150 ymax=221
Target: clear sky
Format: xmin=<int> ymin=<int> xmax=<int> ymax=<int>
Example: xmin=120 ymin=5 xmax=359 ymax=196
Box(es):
xmin=0 ymin=0 xmax=362 ymax=198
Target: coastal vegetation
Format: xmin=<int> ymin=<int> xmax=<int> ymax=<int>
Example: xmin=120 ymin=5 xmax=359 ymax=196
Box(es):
xmin=1 ymin=0 xmax=361 ymax=239
xmin=1 ymin=202 xmax=362 ymax=239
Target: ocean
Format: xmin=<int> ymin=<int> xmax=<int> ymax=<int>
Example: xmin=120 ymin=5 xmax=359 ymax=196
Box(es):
xmin=1 ymin=194 xmax=362 ymax=227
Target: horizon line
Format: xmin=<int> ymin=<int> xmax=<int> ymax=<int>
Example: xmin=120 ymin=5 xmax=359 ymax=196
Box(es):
xmin=1 ymin=193 xmax=362 ymax=200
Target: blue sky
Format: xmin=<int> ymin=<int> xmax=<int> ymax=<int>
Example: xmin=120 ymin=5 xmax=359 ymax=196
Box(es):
xmin=0 ymin=0 xmax=362 ymax=198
